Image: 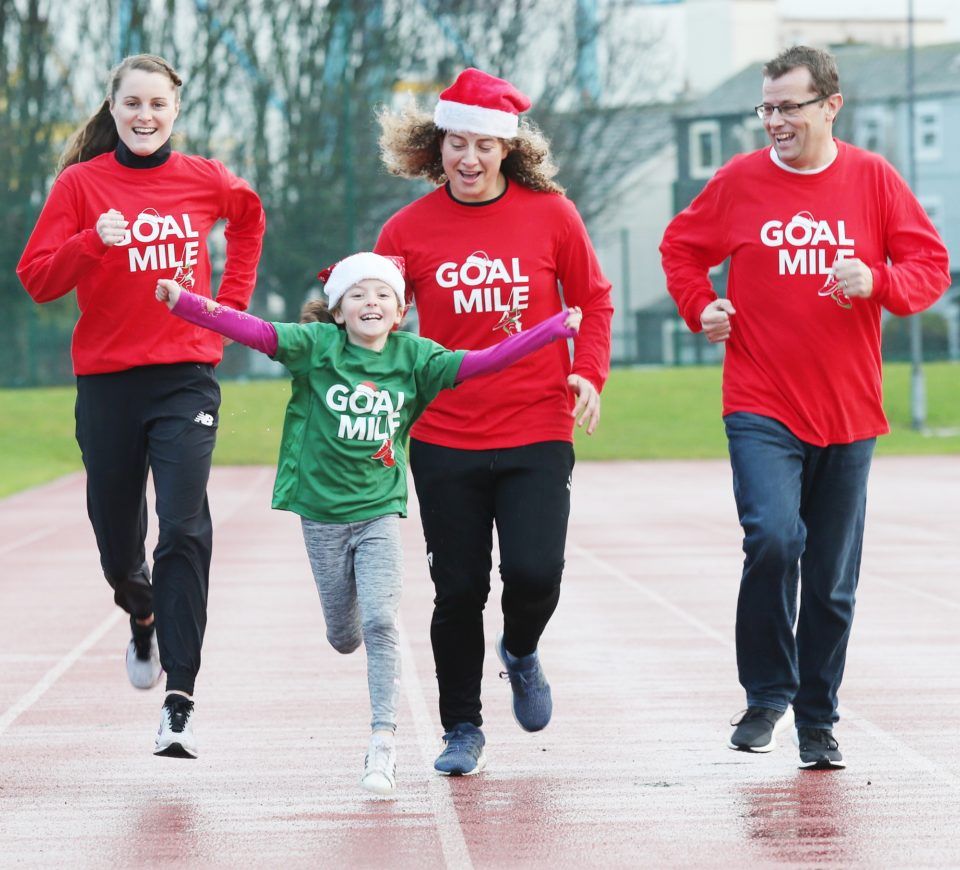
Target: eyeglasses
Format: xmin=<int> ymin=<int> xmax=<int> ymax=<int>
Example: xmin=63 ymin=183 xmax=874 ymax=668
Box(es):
xmin=754 ymin=96 xmax=826 ymax=121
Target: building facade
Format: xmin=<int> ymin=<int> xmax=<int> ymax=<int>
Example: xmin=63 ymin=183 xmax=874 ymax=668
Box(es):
xmin=649 ymin=41 xmax=960 ymax=365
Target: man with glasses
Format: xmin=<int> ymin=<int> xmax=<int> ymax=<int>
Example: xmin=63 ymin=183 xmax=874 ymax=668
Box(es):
xmin=660 ymin=46 xmax=949 ymax=769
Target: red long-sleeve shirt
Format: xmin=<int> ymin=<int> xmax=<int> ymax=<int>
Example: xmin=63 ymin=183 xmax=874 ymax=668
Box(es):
xmin=660 ymin=141 xmax=951 ymax=446
xmin=17 ymin=151 xmax=265 ymax=375
xmin=376 ymin=183 xmax=613 ymax=449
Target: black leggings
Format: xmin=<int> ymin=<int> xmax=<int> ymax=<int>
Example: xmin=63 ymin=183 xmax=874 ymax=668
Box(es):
xmin=409 ymin=438 xmax=574 ymax=730
xmin=75 ymin=363 xmax=220 ymax=695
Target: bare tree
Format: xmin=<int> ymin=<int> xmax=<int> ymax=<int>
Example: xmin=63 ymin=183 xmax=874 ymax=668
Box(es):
xmin=209 ymin=0 xmax=672 ymax=316
xmin=217 ymin=0 xmax=413 ymax=317
xmin=3 ymin=0 xmax=669 ymax=382
xmin=406 ymin=0 xmax=673 ymax=221
xmin=1 ymin=0 xmax=89 ymax=385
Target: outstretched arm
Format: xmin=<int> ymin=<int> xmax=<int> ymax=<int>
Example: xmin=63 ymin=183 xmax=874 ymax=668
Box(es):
xmin=455 ymin=307 xmax=581 ymax=383
xmin=156 ymin=279 xmax=278 ymax=356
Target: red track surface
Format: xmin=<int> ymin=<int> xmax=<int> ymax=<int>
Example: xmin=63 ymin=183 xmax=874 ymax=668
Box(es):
xmin=1 ymin=458 xmax=958 ymax=868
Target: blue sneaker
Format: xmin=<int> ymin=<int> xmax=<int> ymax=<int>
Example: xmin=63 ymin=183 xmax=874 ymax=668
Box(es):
xmin=496 ymin=632 xmax=552 ymax=732
xmin=434 ymin=723 xmax=486 ymax=776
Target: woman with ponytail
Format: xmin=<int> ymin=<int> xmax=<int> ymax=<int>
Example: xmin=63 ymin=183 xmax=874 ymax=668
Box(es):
xmin=17 ymin=54 xmax=265 ymax=759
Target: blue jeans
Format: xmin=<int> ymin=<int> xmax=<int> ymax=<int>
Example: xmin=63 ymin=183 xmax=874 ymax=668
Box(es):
xmin=724 ymin=412 xmax=875 ymax=730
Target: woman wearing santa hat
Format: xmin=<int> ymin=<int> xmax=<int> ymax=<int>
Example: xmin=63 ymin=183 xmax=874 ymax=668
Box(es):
xmin=376 ymin=68 xmax=614 ymax=775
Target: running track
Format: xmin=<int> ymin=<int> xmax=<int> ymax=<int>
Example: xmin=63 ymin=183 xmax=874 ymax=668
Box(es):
xmin=1 ymin=458 xmax=958 ymax=868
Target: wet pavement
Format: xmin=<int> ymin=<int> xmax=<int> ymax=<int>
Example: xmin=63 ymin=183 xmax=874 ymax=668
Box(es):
xmin=1 ymin=458 xmax=958 ymax=868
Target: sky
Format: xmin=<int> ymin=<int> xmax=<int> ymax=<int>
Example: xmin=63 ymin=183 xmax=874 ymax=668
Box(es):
xmin=778 ymin=0 xmax=960 ymax=38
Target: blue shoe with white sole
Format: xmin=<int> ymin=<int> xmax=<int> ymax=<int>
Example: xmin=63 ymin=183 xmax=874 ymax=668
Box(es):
xmin=434 ymin=722 xmax=486 ymax=775
xmin=496 ymin=632 xmax=552 ymax=732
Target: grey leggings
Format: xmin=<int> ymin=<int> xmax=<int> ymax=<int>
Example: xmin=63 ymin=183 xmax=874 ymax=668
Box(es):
xmin=300 ymin=514 xmax=402 ymax=732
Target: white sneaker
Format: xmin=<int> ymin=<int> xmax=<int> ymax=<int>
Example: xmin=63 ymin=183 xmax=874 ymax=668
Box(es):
xmin=361 ymin=734 xmax=397 ymax=796
xmin=154 ymin=694 xmax=198 ymax=759
xmin=126 ymin=626 xmax=162 ymax=690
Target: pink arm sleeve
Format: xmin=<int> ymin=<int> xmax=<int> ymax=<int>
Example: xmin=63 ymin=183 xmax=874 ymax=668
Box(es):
xmin=171 ymin=290 xmax=278 ymax=356
xmin=456 ymin=310 xmax=576 ymax=382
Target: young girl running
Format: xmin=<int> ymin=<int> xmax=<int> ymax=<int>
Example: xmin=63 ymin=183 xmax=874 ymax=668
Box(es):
xmin=155 ymin=252 xmax=580 ymax=795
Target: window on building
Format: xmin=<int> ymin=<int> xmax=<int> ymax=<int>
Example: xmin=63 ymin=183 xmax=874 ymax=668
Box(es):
xmin=738 ymin=118 xmax=768 ymax=153
xmin=689 ymin=121 xmax=721 ymax=179
xmin=915 ymin=102 xmax=942 ymax=162
xmin=854 ymin=108 xmax=887 ymax=153
xmin=919 ymin=195 xmax=944 ymax=231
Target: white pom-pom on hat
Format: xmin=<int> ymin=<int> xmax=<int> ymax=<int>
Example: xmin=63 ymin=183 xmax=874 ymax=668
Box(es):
xmin=317 ymin=252 xmax=406 ymax=310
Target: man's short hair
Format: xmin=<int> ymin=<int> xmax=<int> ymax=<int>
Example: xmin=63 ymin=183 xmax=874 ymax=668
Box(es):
xmin=763 ymin=46 xmax=840 ymax=98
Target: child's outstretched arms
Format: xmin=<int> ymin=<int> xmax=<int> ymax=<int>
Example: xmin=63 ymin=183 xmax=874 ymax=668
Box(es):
xmin=455 ymin=307 xmax=581 ymax=383
xmin=156 ymin=279 xmax=279 ymax=356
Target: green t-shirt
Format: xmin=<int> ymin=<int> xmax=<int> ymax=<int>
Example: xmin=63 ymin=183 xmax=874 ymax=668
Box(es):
xmin=270 ymin=322 xmax=466 ymax=523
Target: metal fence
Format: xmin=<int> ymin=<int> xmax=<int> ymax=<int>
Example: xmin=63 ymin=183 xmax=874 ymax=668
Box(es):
xmin=6 ymin=281 xmax=957 ymax=389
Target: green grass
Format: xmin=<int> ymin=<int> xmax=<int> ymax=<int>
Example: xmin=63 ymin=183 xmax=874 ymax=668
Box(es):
xmin=573 ymin=361 xmax=960 ymax=459
xmin=0 ymin=386 xmax=81 ymax=497
xmin=574 ymin=366 xmax=726 ymax=459
xmin=2 ymin=362 xmax=958 ymax=498
xmin=216 ymin=380 xmax=288 ymax=463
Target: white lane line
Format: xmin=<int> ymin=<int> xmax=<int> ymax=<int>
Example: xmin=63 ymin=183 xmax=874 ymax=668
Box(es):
xmin=0 ymin=527 xmax=61 ymax=558
xmin=0 ymin=467 xmax=273 ymax=742
xmin=0 ymin=609 xmax=124 ymax=740
xmin=0 ymin=474 xmax=85 ymax=555
xmin=867 ymin=572 xmax=960 ymax=610
xmin=0 ymin=472 xmax=82 ymax=507
xmin=0 ymin=468 xmax=270 ymax=560
xmin=213 ymin=467 xmax=274 ymax=525
xmin=844 ymin=711 xmax=960 ymax=789
xmin=398 ymin=618 xmax=474 ymax=870
xmin=570 ymin=541 xmax=960 ymax=790
xmin=569 ymin=543 xmax=732 ymax=648
xmin=0 ymin=655 xmax=69 ymax=663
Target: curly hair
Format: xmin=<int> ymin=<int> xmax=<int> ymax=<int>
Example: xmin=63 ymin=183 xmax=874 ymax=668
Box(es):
xmin=377 ymin=104 xmax=564 ymax=196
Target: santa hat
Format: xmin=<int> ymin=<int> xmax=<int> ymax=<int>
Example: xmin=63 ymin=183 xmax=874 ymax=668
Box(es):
xmin=434 ymin=68 xmax=531 ymax=139
xmin=317 ymin=252 xmax=406 ymax=310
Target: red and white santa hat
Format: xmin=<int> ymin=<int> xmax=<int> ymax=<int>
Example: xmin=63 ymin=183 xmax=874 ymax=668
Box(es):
xmin=317 ymin=252 xmax=406 ymax=310
xmin=434 ymin=68 xmax=531 ymax=139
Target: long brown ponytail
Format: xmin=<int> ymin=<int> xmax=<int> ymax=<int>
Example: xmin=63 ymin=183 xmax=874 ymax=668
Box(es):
xmin=57 ymin=54 xmax=182 ymax=174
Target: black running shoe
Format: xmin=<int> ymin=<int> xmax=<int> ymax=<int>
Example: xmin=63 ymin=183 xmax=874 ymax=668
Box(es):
xmin=797 ymin=727 xmax=845 ymax=769
xmin=728 ymin=705 xmax=793 ymax=752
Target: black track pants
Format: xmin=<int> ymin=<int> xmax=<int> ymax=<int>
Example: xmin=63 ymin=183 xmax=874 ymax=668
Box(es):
xmin=75 ymin=363 xmax=220 ymax=695
xmin=409 ymin=439 xmax=574 ymax=730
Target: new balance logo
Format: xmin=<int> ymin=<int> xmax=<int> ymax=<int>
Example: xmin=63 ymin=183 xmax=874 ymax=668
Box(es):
xmin=194 ymin=412 xmax=214 ymax=427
